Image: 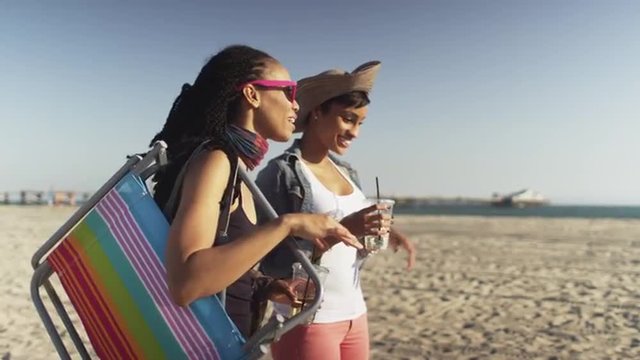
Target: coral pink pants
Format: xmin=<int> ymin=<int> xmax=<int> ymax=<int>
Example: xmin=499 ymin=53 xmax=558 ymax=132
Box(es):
xmin=270 ymin=313 xmax=369 ymax=360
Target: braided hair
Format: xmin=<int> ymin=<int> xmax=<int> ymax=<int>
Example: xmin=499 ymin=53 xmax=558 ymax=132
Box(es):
xmin=150 ymin=45 xmax=276 ymax=207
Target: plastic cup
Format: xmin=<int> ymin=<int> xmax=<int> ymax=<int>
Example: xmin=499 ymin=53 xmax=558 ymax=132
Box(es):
xmin=289 ymin=262 xmax=329 ymax=317
xmin=362 ymin=198 xmax=395 ymax=251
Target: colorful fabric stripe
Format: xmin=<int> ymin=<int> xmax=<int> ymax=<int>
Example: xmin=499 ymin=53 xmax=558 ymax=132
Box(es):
xmin=47 ymin=172 xmax=247 ymax=359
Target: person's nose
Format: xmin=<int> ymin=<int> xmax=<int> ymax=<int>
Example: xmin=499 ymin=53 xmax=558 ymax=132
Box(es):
xmin=346 ymin=124 xmax=360 ymax=139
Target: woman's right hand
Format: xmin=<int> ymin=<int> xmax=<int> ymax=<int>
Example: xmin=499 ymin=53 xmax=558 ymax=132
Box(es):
xmin=283 ymin=213 xmax=362 ymax=251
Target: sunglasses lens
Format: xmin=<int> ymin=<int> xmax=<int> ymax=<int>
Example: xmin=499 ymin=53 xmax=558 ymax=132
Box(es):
xmin=283 ymin=87 xmax=295 ymax=102
xmin=248 ymin=82 xmax=296 ymax=102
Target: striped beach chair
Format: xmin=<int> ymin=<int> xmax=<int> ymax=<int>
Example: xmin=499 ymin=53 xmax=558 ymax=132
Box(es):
xmin=31 ymin=141 xmax=324 ymax=359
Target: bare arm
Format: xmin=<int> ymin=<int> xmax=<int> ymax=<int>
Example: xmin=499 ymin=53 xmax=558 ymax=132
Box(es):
xmin=389 ymin=227 xmax=416 ymax=271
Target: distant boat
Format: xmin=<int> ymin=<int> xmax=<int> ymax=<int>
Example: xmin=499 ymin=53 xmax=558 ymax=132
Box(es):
xmin=491 ymin=189 xmax=549 ymax=208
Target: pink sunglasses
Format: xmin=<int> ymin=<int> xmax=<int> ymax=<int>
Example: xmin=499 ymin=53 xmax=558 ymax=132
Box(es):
xmin=238 ymin=80 xmax=297 ymax=103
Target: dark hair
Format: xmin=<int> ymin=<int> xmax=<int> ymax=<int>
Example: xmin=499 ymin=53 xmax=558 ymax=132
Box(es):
xmin=149 ymin=45 xmax=276 ymax=207
xmin=319 ymin=91 xmax=370 ymax=114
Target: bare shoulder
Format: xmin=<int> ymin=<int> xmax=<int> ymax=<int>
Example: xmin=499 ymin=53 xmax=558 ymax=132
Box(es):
xmin=180 ymin=149 xmax=232 ymax=209
xmin=167 ymin=149 xmax=235 ymax=261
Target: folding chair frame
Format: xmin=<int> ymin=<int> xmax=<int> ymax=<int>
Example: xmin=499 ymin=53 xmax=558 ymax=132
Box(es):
xmin=30 ymin=141 xmax=324 ymax=359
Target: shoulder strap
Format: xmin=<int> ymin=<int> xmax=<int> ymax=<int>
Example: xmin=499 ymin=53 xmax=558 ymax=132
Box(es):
xmin=217 ymin=160 xmax=240 ymax=241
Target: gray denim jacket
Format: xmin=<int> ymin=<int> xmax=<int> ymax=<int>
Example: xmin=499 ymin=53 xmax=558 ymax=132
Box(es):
xmin=255 ymin=139 xmax=362 ymax=278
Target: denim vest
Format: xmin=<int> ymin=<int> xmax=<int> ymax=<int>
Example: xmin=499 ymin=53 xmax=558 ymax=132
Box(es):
xmin=255 ymin=139 xmax=362 ymax=278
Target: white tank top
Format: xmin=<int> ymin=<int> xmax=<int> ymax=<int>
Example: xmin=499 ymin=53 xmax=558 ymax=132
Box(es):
xmin=274 ymin=159 xmax=369 ymax=323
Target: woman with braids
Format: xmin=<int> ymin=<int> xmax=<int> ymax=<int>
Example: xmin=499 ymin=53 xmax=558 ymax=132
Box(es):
xmin=149 ymin=45 xmax=362 ymax=338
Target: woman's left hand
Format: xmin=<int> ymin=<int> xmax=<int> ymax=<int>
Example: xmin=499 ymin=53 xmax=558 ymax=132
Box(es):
xmin=266 ymin=279 xmax=298 ymax=304
xmin=389 ymin=228 xmax=416 ymax=271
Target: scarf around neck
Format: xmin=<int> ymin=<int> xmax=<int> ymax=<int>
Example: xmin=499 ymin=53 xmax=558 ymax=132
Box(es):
xmin=225 ymin=124 xmax=269 ymax=170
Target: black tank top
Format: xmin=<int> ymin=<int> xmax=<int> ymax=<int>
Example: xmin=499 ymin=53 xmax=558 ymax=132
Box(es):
xmin=215 ymin=185 xmax=258 ymax=338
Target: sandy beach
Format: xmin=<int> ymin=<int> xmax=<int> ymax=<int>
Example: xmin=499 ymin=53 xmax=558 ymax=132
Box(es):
xmin=1 ymin=205 xmax=639 ymax=359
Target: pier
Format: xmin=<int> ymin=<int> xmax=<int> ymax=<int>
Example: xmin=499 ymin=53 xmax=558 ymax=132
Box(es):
xmin=1 ymin=190 xmax=91 ymax=206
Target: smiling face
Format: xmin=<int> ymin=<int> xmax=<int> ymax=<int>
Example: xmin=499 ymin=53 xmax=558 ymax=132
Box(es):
xmin=307 ymin=101 xmax=369 ymax=156
xmin=247 ymin=61 xmax=300 ymax=142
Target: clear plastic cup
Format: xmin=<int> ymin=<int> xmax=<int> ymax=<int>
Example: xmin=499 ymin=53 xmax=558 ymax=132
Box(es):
xmin=289 ymin=262 xmax=329 ymax=317
xmin=361 ymin=198 xmax=395 ymax=251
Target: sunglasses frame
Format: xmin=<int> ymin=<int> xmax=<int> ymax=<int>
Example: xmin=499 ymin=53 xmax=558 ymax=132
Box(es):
xmin=238 ymin=80 xmax=297 ymax=103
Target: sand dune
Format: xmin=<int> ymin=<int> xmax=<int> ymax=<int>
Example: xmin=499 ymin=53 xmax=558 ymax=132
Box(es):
xmin=1 ymin=206 xmax=639 ymax=359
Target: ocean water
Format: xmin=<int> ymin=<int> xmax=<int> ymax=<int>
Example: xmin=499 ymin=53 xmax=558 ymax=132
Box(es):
xmin=395 ymin=204 xmax=640 ymax=219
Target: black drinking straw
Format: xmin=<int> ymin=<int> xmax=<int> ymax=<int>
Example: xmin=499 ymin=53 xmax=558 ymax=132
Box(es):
xmin=375 ymin=176 xmax=383 ymax=248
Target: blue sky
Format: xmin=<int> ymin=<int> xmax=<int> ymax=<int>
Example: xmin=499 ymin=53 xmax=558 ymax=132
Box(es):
xmin=1 ymin=1 xmax=639 ymax=205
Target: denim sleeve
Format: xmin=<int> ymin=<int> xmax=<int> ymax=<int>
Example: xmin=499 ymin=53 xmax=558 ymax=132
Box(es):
xmin=256 ymin=159 xmax=311 ymax=278
xmin=255 ymin=160 xmax=290 ymax=224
